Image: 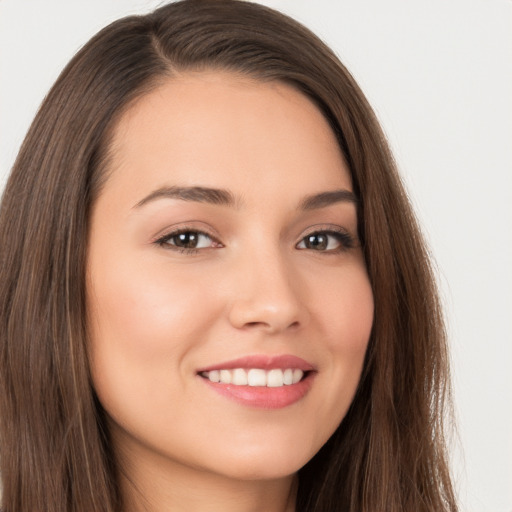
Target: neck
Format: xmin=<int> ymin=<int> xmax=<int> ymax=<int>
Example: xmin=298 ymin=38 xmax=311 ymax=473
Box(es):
xmin=117 ymin=441 xmax=297 ymax=512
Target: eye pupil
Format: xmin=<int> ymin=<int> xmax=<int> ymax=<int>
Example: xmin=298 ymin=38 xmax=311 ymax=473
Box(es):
xmin=306 ymin=234 xmax=328 ymax=250
xmin=175 ymin=232 xmax=198 ymax=248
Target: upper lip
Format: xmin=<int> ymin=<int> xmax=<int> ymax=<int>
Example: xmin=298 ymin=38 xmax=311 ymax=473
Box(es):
xmin=197 ymin=354 xmax=316 ymax=373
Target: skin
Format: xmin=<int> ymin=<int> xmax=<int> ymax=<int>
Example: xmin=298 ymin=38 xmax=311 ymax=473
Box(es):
xmin=87 ymin=71 xmax=374 ymax=512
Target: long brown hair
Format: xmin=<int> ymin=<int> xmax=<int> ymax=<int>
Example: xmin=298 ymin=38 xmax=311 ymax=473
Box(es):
xmin=0 ymin=1 xmax=457 ymax=510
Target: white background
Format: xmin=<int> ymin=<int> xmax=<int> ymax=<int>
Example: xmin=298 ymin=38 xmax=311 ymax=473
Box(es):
xmin=1 ymin=1 xmax=511 ymax=511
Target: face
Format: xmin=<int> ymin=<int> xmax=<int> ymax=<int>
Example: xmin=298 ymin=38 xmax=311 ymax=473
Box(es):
xmin=87 ymin=72 xmax=374 ymax=482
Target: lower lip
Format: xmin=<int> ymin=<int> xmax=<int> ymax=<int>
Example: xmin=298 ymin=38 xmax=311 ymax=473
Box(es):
xmin=200 ymin=373 xmax=315 ymax=409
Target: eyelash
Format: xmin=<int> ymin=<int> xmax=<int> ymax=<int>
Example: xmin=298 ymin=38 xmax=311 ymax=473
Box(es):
xmin=298 ymin=227 xmax=356 ymax=253
xmin=154 ymin=228 xmax=221 ymax=254
xmin=154 ymin=226 xmax=356 ymax=255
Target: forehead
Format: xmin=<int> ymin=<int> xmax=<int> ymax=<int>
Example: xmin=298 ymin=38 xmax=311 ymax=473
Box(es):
xmin=103 ymin=71 xmax=351 ymax=206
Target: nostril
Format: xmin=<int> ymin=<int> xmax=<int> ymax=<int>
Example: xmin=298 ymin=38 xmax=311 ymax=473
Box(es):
xmin=242 ymin=320 xmax=300 ymax=332
xmin=227 ymin=290 xmax=305 ymax=332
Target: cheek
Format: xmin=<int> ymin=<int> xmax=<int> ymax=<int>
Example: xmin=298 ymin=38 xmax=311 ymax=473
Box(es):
xmin=328 ymin=271 xmax=373 ymax=386
xmin=304 ymin=264 xmax=373 ymax=428
xmin=86 ymin=253 xmax=221 ymax=412
xmin=88 ymin=257 xmax=212 ymax=353
xmin=308 ymin=259 xmax=374 ymax=353
xmin=86 ymin=257 xmax=222 ymax=448
xmin=329 ymin=277 xmax=373 ymax=353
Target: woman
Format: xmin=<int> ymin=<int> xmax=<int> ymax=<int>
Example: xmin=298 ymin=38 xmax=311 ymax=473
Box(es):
xmin=0 ymin=1 xmax=457 ymax=511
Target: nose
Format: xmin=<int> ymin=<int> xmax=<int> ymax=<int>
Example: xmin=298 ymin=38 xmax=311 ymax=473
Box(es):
xmin=227 ymin=250 xmax=307 ymax=334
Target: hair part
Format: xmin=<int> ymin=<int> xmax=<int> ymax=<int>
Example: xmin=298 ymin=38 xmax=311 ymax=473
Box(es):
xmin=0 ymin=1 xmax=457 ymax=511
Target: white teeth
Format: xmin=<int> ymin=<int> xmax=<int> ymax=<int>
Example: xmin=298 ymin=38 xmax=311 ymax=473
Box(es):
xmin=292 ymin=369 xmax=303 ymax=384
xmin=248 ymin=369 xmax=267 ymax=386
xmin=232 ymin=368 xmax=248 ymax=385
xmin=208 ymin=370 xmax=220 ymax=383
xmin=267 ymin=369 xmax=283 ymax=387
xmin=219 ymin=369 xmax=232 ymax=384
xmin=203 ymin=368 xmax=306 ymax=387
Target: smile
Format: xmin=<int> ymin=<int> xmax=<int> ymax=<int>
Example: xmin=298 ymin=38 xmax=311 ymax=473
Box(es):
xmin=200 ymin=368 xmax=305 ymax=387
xmin=197 ymin=355 xmax=316 ymax=409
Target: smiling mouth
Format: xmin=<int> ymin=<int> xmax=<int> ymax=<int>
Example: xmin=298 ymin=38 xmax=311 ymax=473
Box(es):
xmin=199 ymin=368 xmax=306 ymax=388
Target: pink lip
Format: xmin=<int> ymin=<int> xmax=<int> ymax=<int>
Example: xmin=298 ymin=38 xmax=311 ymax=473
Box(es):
xmin=197 ymin=354 xmax=315 ymax=373
xmin=197 ymin=354 xmax=316 ymax=409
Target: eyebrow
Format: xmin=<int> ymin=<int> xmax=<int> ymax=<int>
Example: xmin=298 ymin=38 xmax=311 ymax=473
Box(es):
xmin=133 ymin=186 xmax=237 ymax=209
xmin=299 ymin=189 xmax=357 ymax=210
xmin=133 ymin=185 xmax=357 ymax=210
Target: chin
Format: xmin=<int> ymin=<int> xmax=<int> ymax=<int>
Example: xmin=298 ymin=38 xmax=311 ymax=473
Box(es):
xmin=199 ymin=437 xmax=317 ymax=481
xmin=212 ymin=457 xmax=304 ymax=482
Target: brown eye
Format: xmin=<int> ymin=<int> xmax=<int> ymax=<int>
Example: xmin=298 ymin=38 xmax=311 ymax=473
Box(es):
xmin=304 ymin=233 xmax=329 ymax=250
xmin=173 ymin=232 xmax=201 ymax=249
xmin=296 ymin=230 xmax=355 ymax=252
xmin=157 ymin=230 xmax=217 ymax=251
